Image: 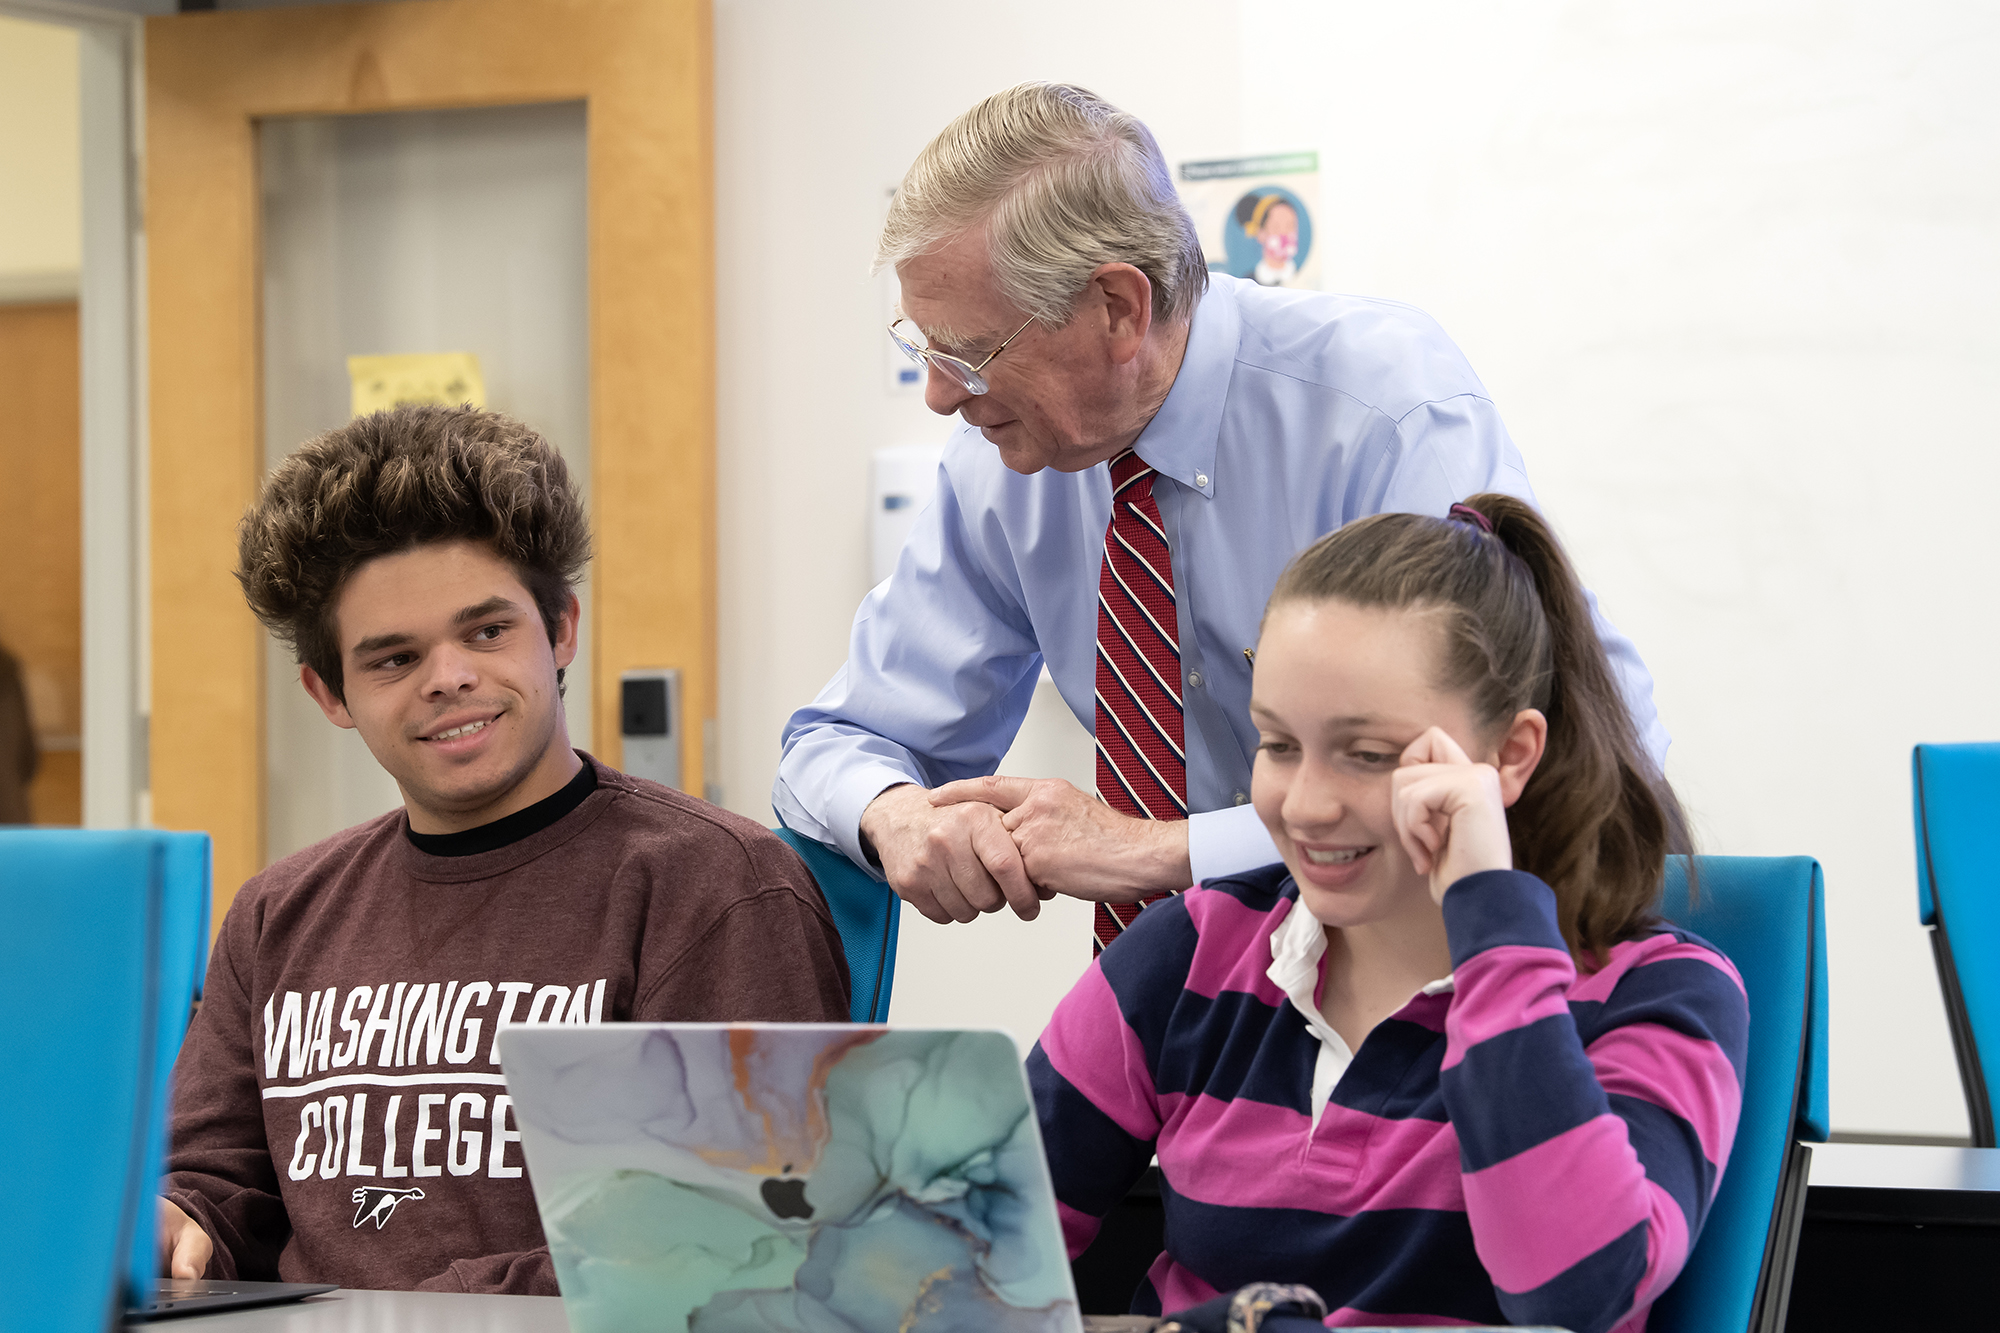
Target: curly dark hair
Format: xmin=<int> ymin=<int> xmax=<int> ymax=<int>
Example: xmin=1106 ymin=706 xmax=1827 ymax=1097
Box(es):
xmin=237 ymin=404 xmax=591 ymax=704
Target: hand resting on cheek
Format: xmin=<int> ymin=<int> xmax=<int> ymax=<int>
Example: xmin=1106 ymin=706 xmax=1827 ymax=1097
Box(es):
xmin=1389 ymin=726 xmax=1516 ymax=905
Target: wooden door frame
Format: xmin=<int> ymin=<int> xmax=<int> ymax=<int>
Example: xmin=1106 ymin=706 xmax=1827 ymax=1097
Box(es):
xmin=1 ymin=1 xmax=147 ymax=832
xmin=146 ymin=0 xmax=714 ymax=918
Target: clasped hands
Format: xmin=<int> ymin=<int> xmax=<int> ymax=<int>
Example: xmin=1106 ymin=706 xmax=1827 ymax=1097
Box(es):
xmin=859 ymin=777 xmax=1192 ymax=924
xmin=861 ymin=725 xmax=1514 ymax=925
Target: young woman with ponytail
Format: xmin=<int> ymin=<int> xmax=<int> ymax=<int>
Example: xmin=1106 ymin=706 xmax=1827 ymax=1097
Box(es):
xmin=1030 ymin=495 xmax=1746 ymax=1333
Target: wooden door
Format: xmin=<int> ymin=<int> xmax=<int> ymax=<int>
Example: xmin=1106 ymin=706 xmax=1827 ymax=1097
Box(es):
xmin=146 ymin=0 xmax=714 ymax=919
xmin=0 ymin=300 xmax=83 ymax=825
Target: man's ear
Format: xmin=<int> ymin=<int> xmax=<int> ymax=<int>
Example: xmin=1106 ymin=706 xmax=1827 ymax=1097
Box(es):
xmin=551 ymin=593 xmax=581 ymax=670
xmin=1493 ymin=708 xmax=1548 ymax=807
xmin=1090 ymin=262 xmax=1155 ymax=365
xmin=300 ymin=664 xmax=357 ymax=730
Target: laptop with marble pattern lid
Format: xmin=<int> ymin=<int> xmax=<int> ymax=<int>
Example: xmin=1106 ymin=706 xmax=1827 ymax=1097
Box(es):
xmin=499 ymin=1024 xmax=1083 ymax=1333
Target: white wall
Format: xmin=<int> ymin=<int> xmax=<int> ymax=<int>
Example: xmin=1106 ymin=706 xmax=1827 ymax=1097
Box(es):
xmin=0 ymin=13 xmax=79 ymax=299
xmin=715 ymin=1 xmax=2000 ymax=1137
xmin=1230 ymin=0 xmax=2000 ymax=1140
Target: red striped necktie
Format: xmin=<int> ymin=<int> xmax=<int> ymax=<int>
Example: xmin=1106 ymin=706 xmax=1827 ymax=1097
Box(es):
xmin=1093 ymin=449 xmax=1186 ymax=952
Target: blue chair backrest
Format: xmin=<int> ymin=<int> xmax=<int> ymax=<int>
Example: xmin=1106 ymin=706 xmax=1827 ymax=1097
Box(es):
xmin=0 ymin=829 xmax=212 ymax=1331
xmin=127 ymin=832 xmax=213 ymax=1300
xmin=772 ymin=827 xmax=899 ymax=1022
xmin=1649 ymin=855 xmax=1828 ymax=1333
xmin=1910 ymin=742 xmax=2000 ymax=1146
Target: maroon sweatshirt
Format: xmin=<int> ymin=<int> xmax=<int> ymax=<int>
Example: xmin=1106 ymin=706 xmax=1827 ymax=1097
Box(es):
xmin=164 ymin=756 xmax=850 ymax=1294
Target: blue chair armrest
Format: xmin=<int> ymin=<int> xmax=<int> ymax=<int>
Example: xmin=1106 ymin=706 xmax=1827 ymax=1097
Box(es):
xmin=772 ymin=827 xmax=898 ymax=1022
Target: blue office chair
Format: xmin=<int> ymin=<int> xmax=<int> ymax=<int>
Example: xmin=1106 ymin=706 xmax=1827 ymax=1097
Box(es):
xmin=0 ymin=829 xmax=211 ymax=1332
xmin=127 ymin=832 xmax=214 ymax=1298
xmin=772 ymin=827 xmax=899 ymax=1022
xmin=1910 ymin=742 xmax=2000 ymax=1147
xmin=1649 ymin=855 xmax=1829 ymax=1333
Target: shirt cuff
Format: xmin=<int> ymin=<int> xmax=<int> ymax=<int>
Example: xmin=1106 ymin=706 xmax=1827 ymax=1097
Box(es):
xmin=1439 ymin=869 xmax=1564 ymax=968
xmin=1187 ymin=804 xmax=1284 ymax=885
xmin=823 ymin=763 xmax=925 ymax=881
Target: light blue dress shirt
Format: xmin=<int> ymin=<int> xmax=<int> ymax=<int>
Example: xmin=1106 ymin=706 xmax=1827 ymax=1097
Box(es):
xmin=776 ymin=274 xmax=1666 ymax=880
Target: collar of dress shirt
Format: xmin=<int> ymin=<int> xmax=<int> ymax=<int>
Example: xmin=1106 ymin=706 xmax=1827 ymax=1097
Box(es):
xmin=1127 ymin=275 xmax=1242 ymax=499
xmin=1266 ymin=888 xmax=1455 ymax=1127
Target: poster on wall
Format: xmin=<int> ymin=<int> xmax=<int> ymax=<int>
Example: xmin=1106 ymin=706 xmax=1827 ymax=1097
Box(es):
xmin=347 ymin=352 xmax=486 ymax=418
xmin=1179 ymin=151 xmax=1321 ymax=289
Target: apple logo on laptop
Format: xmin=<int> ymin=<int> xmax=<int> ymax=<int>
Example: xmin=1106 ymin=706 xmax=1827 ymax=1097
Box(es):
xmin=760 ymin=1167 xmax=813 ymax=1220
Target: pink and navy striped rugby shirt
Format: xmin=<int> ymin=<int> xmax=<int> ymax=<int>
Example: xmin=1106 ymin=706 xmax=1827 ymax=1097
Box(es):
xmin=1028 ymin=865 xmax=1748 ymax=1332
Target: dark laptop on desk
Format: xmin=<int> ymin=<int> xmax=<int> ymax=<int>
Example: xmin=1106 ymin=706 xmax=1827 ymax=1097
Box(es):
xmin=127 ymin=1278 xmax=337 ymax=1321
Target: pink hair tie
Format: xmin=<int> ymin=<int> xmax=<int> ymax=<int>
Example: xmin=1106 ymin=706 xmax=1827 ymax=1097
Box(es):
xmin=1448 ymin=502 xmax=1494 ymax=534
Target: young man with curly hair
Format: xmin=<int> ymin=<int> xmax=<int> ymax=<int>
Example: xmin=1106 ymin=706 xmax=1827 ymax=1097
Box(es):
xmin=157 ymin=405 xmax=850 ymax=1295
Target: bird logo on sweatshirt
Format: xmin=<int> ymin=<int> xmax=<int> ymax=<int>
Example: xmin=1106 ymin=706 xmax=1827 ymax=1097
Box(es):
xmin=351 ymin=1186 xmax=425 ymax=1230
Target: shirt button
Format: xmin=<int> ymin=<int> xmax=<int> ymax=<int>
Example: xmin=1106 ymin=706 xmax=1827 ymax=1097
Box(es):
xmin=1234 ymin=791 xmax=1249 ymax=805
xmin=1195 ymin=472 xmax=1209 ymax=488
xmin=1188 ymin=670 xmax=1204 ymax=688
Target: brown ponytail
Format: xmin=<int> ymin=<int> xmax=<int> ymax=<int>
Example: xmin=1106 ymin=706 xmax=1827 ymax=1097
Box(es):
xmin=1267 ymin=493 xmax=1690 ymax=958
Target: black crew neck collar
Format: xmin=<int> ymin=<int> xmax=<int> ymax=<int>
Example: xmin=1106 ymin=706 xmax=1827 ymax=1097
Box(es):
xmin=405 ymin=758 xmax=598 ymax=857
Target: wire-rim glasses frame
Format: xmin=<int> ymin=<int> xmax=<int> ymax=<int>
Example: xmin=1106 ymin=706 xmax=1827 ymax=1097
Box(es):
xmin=886 ymin=313 xmax=1037 ymax=395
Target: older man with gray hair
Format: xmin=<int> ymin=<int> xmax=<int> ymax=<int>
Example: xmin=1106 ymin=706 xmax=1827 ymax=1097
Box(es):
xmin=776 ymin=82 xmax=1665 ymax=949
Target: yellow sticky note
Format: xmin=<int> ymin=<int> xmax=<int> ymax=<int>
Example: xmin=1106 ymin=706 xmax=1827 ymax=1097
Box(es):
xmin=347 ymin=353 xmax=487 ymax=418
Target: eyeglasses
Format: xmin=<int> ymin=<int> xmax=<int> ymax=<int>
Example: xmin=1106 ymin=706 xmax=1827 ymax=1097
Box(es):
xmin=886 ymin=314 xmax=1036 ymax=395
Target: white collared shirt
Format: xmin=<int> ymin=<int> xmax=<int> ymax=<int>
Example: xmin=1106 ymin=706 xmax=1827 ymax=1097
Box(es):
xmin=1266 ymin=896 xmax=1455 ymax=1129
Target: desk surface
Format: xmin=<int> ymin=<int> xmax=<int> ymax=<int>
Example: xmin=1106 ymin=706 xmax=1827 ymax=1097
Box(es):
xmin=143 ymin=1291 xmax=1183 ymax=1332
xmin=141 ymin=1289 xmax=571 ymax=1331
xmin=1808 ymin=1141 xmax=2000 ymax=1192
xmin=1791 ymin=1143 xmax=2000 ymax=1329
xmin=138 ymin=1148 xmax=2000 ymax=1332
